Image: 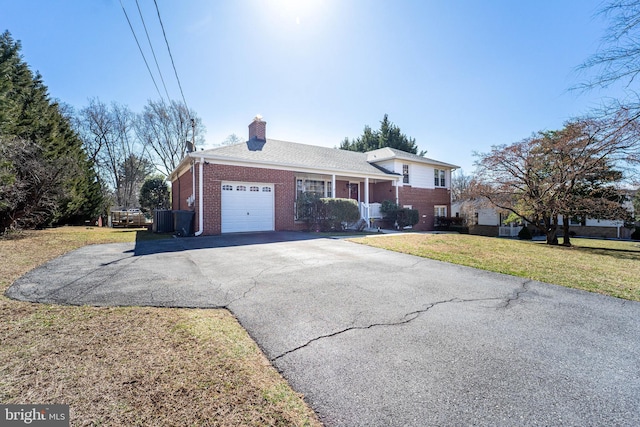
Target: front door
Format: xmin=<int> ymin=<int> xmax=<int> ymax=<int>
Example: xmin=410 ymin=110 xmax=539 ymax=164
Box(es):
xmin=348 ymin=183 xmax=359 ymax=201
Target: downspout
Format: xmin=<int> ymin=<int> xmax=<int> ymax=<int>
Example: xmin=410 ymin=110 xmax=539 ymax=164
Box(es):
xmin=191 ymin=159 xmax=196 ymax=206
xmin=194 ymin=157 xmax=204 ymax=236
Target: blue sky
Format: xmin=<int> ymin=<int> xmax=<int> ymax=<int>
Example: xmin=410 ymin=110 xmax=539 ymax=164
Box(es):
xmin=1 ymin=0 xmax=625 ymax=173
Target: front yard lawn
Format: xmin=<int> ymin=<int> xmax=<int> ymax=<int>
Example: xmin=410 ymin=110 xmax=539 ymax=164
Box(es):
xmin=350 ymin=234 xmax=640 ymax=301
xmin=0 ymin=227 xmax=320 ymax=426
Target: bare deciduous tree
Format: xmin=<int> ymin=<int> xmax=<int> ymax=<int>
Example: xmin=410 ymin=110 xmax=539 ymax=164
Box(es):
xmin=220 ymin=133 xmax=243 ymax=146
xmin=475 ymin=112 xmax=637 ymax=245
xmin=135 ymin=100 xmax=205 ymax=177
xmin=577 ymin=0 xmax=640 ymax=91
xmin=76 ymin=99 xmax=150 ymax=208
xmin=451 ymin=169 xmax=474 ymax=202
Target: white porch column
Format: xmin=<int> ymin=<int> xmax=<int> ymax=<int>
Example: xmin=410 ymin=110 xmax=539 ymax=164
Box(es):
xmin=332 ymin=174 xmax=336 ymax=198
xmin=364 ymin=177 xmax=370 ymax=224
xmin=395 ymin=180 xmax=399 ymax=205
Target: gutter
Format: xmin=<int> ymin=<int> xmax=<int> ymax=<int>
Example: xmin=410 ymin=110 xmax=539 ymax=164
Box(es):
xmin=194 ymin=157 xmax=204 ymax=236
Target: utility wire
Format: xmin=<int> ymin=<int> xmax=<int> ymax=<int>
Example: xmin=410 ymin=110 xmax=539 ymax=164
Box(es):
xmin=119 ymin=0 xmax=164 ymax=101
xmin=153 ymin=0 xmax=190 ymax=113
xmin=135 ymin=0 xmax=171 ymax=101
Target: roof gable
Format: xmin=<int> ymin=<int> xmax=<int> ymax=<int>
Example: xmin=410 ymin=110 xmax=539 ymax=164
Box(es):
xmin=366 ymin=147 xmax=459 ymax=169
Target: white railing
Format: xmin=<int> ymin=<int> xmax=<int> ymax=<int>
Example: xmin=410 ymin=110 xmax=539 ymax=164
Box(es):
xmin=369 ymin=202 xmax=382 ymax=219
xmin=359 ymin=202 xmax=382 ymax=221
xmin=360 ymin=203 xmax=369 ymax=220
xmin=499 ymin=226 xmax=522 ymax=237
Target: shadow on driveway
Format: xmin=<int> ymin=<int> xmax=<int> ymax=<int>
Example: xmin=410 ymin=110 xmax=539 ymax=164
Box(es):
xmin=129 ymin=231 xmax=326 ymax=256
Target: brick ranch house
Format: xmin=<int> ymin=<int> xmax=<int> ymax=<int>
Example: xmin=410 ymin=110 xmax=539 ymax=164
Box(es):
xmin=169 ymin=117 xmax=459 ymax=235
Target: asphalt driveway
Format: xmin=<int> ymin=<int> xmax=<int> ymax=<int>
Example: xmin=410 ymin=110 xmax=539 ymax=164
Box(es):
xmin=7 ymin=232 xmax=640 ymax=426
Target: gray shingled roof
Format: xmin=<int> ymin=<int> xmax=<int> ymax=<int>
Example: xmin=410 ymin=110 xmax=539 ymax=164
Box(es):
xmin=190 ymin=138 xmax=459 ymax=177
xmin=197 ymin=138 xmax=396 ymax=176
xmin=366 ymin=147 xmax=460 ymax=169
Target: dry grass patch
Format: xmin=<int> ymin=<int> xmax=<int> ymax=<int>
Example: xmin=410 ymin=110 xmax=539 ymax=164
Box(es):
xmin=351 ymin=234 xmax=640 ymax=301
xmin=1 ymin=227 xmax=321 ymax=426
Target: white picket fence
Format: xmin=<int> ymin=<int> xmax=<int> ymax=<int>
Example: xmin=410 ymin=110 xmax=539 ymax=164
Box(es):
xmin=499 ymin=226 xmax=522 ymax=237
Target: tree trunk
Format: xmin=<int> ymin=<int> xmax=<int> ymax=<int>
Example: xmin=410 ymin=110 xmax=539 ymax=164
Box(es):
xmin=544 ymin=215 xmax=559 ymax=245
xmin=562 ymin=216 xmax=572 ymax=247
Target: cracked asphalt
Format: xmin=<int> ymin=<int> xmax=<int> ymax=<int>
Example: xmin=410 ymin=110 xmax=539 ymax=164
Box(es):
xmin=7 ymin=232 xmax=640 ymax=426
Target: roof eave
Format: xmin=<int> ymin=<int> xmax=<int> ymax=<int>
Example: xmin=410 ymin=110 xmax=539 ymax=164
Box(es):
xmin=200 ymin=153 xmax=398 ymax=180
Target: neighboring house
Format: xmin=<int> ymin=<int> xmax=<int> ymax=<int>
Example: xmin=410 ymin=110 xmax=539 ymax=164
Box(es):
xmin=452 ymin=196 xmax=636 ymax=239
xmin=169 ymin=116 xmax=458 ymax=235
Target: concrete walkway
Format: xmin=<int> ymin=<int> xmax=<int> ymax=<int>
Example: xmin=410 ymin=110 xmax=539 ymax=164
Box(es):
xmin=7 ymin=232 xmax=640 ymax=426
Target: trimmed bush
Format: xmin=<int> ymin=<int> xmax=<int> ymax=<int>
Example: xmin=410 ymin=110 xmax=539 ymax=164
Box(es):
xmin=319 ymin=198 xmax=360 ymax=231
xmin=396 ymin=208 xmax=419 ymax=228
xmin=518 ymin=226 xmax=533 ymax=240
xmin=379 ymin=200 xmax=419 ymax=229
xmin=295 ymin=192 xmax=321 ymax=230
xmin=380 ymin=200 xmax=398 ymax=219
xmin=295 ymin=194 xmax=360 ymax=231
xmin=434 ymin=216 xmax=465 ymax=231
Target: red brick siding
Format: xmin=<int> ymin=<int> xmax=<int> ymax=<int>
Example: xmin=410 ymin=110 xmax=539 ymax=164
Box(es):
xmin=187 ymin=163 xmax=296 ymax=235
xmin=398 ymin=187 xmax=451 ymax=231
xmin=172 ymin=162 xmax=452 ymax=234
xmin=171 ymin=169 xmax=194 ymax=212
xmin=334 ymin=180 xmax=350 ymax=199
xmin=371 ymin=181 xmax=394 ymax=203
xmin=248 ymin=120 xmax=266 ymax=140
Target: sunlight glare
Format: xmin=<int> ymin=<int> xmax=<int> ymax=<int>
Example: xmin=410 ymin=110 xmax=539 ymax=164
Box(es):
xmin=267 ymin=0 xmax=324 ymax=26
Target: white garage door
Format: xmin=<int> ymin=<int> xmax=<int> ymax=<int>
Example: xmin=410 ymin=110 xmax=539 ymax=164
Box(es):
xmin=221 ymin=181 xmax=275 ymax=233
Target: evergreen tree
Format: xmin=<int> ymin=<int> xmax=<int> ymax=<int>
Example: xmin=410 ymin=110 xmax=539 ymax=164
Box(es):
xmin=340 ymin=114 xmax=425 ymax=155
xmin=139 ymin=176 xmax=170 ymax=212
xmin=0 ymin=31 xmax=102 ymax=231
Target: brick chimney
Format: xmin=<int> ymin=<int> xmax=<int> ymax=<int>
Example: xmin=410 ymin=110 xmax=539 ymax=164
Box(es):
xmin=248 ymin=115 xmax=266 ymax=140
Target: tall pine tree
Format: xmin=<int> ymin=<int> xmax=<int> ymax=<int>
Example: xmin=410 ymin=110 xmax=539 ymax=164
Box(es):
xmin=340 ymin=114 xmax=425 ymax=155
xmin=0 ymin=31 xmax=102 ymax=232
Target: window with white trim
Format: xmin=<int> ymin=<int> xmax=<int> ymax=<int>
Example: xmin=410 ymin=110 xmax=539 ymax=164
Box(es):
xmin=295 ymin=177 xmax=334 ymax=221
xmin=261 ymin=187 xmax=271 ymax=192
xmin=222 ymin=185 xmax=233 ymax=191
xmin=434 ymin=169 xmax=446 ymax=187
xmin=296 ymin=177 xmax=332 ymax=197
xmin=249 ymin=186 xmax=259 ymax=192
xmin=434 ymin=205 xmax=447 ymax=218
xmin=236 ymin=185 xmax=246 ymax=191
xmin=402 ymin=164 xmax=409 ymax=184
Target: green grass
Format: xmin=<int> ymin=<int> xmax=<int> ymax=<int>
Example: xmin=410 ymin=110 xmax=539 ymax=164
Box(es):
xmin=1 ymin=226 xmax=321 ymax=426
xmin=350 ymin=234 xmax=640 ymax=301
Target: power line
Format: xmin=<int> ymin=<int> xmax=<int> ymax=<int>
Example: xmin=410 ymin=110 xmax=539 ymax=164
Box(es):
xmin=135 ymin=0 xmax=171 ymax=101
xmin=153 ymin=0 xmax=190 ymax=113
xmin=119 ymin=0 xmax=164 ymax=101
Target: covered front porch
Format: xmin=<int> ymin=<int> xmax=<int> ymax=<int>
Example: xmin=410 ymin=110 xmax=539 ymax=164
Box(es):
xmin=295 ymin=173 xmax=399 ymax=225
